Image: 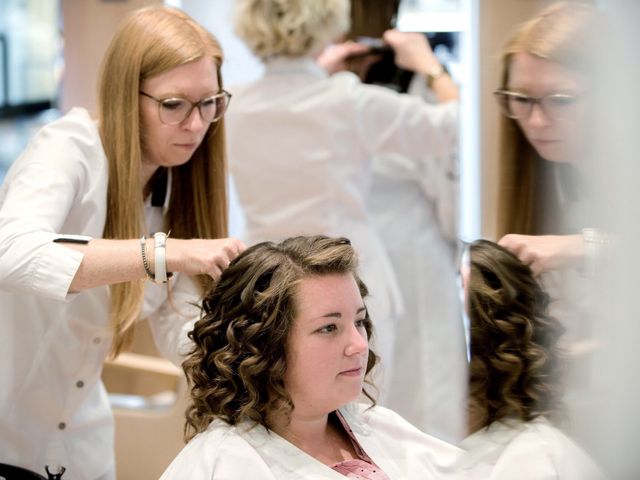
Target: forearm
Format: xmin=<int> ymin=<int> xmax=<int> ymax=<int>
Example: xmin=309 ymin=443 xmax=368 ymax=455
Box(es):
xmin=64 ymin=236 xmax=244 ymax=292
xmin=427 ymin=72 xmax=459 ymax=103
xmin=64 ymin=239 xmax=148 ymax=292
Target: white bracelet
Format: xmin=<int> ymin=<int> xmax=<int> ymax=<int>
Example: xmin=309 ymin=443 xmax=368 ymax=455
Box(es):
xmin=153 ymin=232 xmax=170 ymax=283
xmin=582 ymin=228 xmax=609 ymax=277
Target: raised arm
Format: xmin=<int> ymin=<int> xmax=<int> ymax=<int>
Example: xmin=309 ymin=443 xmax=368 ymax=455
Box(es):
xmin=383 ymin=29 xmax=459 ymax=103
xmin=63 ymin=236 xmax=245 ymax=292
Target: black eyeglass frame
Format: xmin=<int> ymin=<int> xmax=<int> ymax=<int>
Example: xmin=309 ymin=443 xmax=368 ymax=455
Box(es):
xmin=493 ymin=89 xmax=580 ymax=121
xmin=139 ymin=90 xmax=232 ymax=125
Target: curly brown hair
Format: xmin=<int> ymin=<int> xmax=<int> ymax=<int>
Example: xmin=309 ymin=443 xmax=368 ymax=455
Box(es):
xmin=466 ymin=240 xmax=565 ymax=431
xmin=183 ymin=235 xmax=378 ymax=440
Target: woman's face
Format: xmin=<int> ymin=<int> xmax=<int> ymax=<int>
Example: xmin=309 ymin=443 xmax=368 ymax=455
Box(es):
xmin=139 ymin=56 xmax=219 ymax=180
xmin=284 ymin=273 xmax=369 ymax=418
xmin=508 ymin=52 xmax=587 ymax=163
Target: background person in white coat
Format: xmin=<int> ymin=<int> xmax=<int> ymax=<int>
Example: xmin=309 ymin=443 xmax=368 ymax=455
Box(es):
xmin=0 ymin=7 xmax=244 ymax=479
xmin=342 ymin=0 xmax=466 ymax=442
xmin=161 ymin=235 xmax=462 ymax=480
xmin=458 ymin=240 xmax=602 ymax=479
xmin=225 ymin=0 xmax=459 ymax=402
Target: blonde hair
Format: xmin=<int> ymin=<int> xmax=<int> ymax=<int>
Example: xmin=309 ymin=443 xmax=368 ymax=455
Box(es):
xmin=233 ymin=0 xmax=350 ymax=59
xmin=495 ymin=2 xmax=596 ymax=236
xmin=98 ymin=6 xmax=228 ymax=356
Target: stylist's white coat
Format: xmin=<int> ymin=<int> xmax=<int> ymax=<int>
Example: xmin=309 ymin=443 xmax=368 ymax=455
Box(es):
xmin=0 ymin=109 xmax=199 ymax=479
xmin=369 ymin=75 xmax=466 ymax=442
xmin=226 ymin=58 xmax=458 ymax=392
xmin=161 ymin=403 xmax=463 ymax=479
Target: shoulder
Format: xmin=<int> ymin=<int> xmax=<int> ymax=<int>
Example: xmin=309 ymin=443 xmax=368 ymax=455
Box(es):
xmin=19 ymin=108 xmax=103 ymax=169
xmin=339 ymin=403 xmax=463 ymax=478
xmin=342 ymin=402 xmax=462 ymax=456
xmin=524 ymin=419 xmax=602 ymax=476
xmin=3 ymin=108 xmax=106 ymax=186
xmin=35 ymin=108 xmax=100 ymax=148
xmin=462 ymin=418 xmax=603 ymax=479
xmin=160 ymin=420 xmax=276 ymax=480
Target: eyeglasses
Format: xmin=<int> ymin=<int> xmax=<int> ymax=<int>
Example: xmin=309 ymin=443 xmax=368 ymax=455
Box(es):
xmin=494 ymin=89 xmax=581 ymax=121
xmin=140 ymin=90 xmax=232 ymax=125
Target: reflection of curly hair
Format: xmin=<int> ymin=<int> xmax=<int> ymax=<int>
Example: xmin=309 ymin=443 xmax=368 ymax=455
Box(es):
xmin=183 ymin=235 xmax=378 ymax=440
xmin=467 ymin=240 xmax=565 ymax=430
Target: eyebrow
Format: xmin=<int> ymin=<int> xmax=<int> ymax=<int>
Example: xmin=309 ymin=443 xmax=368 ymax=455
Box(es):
xmin=153 ymin=90 xmax=221 ymax=101
xmin=320 ymin=306 xmax=367 ymax=319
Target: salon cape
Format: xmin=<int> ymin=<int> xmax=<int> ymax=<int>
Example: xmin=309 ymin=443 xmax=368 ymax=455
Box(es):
xmin=160 ymin=403 xmax=463 ymax=479
xmin=226 ymin=58 xmax=458 ymax=383
xmin=459 ymin=417 xmax=604 ymax=479
xmin=0 ymin=108 xmax=199 ymax=479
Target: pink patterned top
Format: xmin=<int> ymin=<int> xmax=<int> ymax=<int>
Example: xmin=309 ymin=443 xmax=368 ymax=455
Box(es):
xmin=330 ymin=411 xmax=391 ymax=480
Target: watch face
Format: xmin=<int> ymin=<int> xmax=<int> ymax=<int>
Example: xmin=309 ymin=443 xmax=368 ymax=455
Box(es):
xmin=427 ymin=65 xmax=447 ymax=87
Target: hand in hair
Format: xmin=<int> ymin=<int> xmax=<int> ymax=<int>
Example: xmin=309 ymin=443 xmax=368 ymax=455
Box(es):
xmin=382 ymin=29 xmax=439 ymax=76
xmin=316 ymin=40 xmax=370 ymax=74
xmin=168 ymin=237 xmax=246 ymax=282
xmin=498 ymin=234 xmax=584 ymax=276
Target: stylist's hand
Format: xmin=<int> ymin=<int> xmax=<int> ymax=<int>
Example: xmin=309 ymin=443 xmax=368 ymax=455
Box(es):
xmin=316 ymin=40 xmax=369 ymax=74
xmin=382 ymin=29 xmax=439 ymax=74
xmin=168 ymin=237 xmax=246 ymax=282
xmin=498 ymin=234 xmax=584 ymax=276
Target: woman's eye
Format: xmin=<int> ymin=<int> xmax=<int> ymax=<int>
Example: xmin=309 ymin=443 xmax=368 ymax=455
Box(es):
xmin=161 ymin=99 xmax=186 ymax=111
xmin=200 ymin=97 xmax=216 ymax=108
xmin=318 ymin=324 xmax=337 ymax=334
xmin=355 ymin=319 xmax=367 ymax=328
xmin=512 ymin=95 xmax=532 ymax=105
xmin=548 ymin=95 xmax=577 ymax=107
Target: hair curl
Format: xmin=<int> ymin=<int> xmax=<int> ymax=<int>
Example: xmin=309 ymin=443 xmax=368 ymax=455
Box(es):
xmin=183 ymin=235 xmax=378 ymax=440
xmin=233 ymin=0 xmax=350 ymax=59
xmin=466 ymin=240 xmax=565 ymax=430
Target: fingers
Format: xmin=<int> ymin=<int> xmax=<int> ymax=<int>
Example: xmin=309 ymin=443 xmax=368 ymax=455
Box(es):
xmin=205 ymin=237 xmax=246 ymax=281
xmin=498 ymin=234 xmax=544 ymax=276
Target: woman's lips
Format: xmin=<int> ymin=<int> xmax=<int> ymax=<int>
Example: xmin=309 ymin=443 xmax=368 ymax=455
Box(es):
xmin=174 ymin=143 xmax=197 ymax=149
xmin=340 ymin=367 xmax=364 ymax=377
xmin=532 ymin=139 xmax=560 ymax=145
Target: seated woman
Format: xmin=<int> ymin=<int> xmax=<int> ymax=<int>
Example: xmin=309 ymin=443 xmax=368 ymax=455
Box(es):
xmin=459 ymin=239 xmax=602 ymax=479
xmin=161 ymin=235 xmax=460 ymax=479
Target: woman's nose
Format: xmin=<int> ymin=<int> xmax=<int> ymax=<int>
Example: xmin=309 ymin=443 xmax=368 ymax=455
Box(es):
xmin=527 ymin=102 xmax=552 ymax=128
xmin=345 ymin=324 xmax=368 ymax=356
xmin=183 ymin=106 xmax=205 ymax=132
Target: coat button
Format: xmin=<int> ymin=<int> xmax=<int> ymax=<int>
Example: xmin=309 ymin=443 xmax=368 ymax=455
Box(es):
xmin=76 ymin=380 xmax=84 ymax=388
xmin=93 ymin=337 xmax=101 ymax=344
xmin=58 ymin=422 xmax=66 ymax=430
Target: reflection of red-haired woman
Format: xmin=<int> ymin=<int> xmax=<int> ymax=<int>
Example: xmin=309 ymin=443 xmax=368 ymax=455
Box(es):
xmin=495 ymin=2 xmax=605 ymax=275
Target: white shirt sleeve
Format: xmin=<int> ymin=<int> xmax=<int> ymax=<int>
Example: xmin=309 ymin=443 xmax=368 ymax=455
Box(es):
xmin=352 ymin=80 xmax=459 ymax=166
xmin=0 ymin=109 xmax=105 ymax=301
xmin=145 ymin=273 xmax=202 ymax=367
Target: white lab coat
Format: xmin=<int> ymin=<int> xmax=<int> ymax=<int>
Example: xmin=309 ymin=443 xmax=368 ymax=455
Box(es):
xmin=161 ymin=403 xmax=463 ymax=479
xmin=0 ymin=108 xmax=200 ymax=479
xmin=459 ymin=417 xmax=604 ymax=479
xmin=226 ymin=58 xmax=458 ymax=395
xmin=368 ymin=74 xmax=466 ymax=442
